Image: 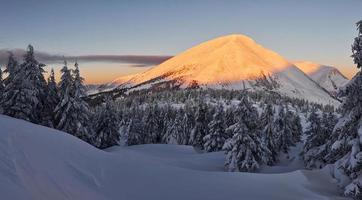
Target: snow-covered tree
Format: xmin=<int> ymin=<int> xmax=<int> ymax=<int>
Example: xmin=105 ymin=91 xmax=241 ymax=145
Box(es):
xmin=223 ymin=120 xmax=264 ymax=172
xmin=54 ymin=61 xmax=75 ymax=132
xmin=2 ymin=45 xmax=47 ymax=123
xmin=203 ymin=104 xmax=227 ymax=152
xmin=163 ymin=113 xmax=184 ymax=144
xmin=303 ymin=109 xmax=328 ymax=169
xmin=93 ymin=97 xmax=120 ymax=149
xmin=3 ymin=52 xmax=18 ymax=85
xmin=274 ymin=106 xmax=294 ymax=153
xmin=43 ymin=68 xmax=59 ymax=127
xmin=1 ymin=53 xmax=18 ymax=113
xmin=0 ymin=68 xmax=4 ymax=99
xmin=54 ymin=61 xmax=92 ymax=142
xmin=143 ymin=105 xmax=162 ymax=143
xmin=304 ymin=109 xmax=322 ymax=137
xmin=223 ymin=93 xmax=268 ymax=172
xmin=321 ymin=112 xmax=337 ymax=135
xmin=124 ymin=109 xmax=145 ymax=146
xmin=189 ymin=101 xmax=208 ymax=149
xmin=259 ymin=103 xmax=278 ymax=165
xmin=287 ymin=108 xmax=302 ymax=144
xmin=72 ymin=61 xmax=92 ymax=141
xmin=323 ymin=20 xmax=362 ymax=199
xmin=312 ymin=20 xmax=362 ymax=198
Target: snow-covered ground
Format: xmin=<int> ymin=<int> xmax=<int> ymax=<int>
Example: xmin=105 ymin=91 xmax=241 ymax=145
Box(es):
xmin=0 ymin=114 xmax=348 ymax=200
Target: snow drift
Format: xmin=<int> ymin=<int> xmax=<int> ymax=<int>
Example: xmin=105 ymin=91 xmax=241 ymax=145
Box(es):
xmin=0 ymin=114 xmax=346 ymax=200
xmin=110 ymin=34 xmax=338 ymax=105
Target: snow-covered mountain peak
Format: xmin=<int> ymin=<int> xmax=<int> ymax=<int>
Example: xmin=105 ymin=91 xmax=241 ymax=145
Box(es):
xmin=293 ymin=61 xmax=349 ymax=95
xmin=123 ymin=34 xmax=294 ymax=86
xmin=95 ymin=34 xmax=339 ymax=105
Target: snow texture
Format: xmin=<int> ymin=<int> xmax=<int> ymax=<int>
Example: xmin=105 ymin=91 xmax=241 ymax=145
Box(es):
xmin=0 ymin=114 xmax=348 ymax=200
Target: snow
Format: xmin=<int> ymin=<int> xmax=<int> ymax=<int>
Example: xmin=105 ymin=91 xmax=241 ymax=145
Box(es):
xmin=0 ymin=114 xmax=348 ymax=200
xmin=294 ymin=61 xmax=349 ymax=95
xmin=110 ymin=34 xmax=339 ymax=105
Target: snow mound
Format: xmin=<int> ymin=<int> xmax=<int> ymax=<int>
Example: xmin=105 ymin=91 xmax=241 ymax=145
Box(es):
xmin=0 ymin=114 xmax=345 ymax=200
xmin=294 ymin=61 xmax=349 ymax=95
xmin=113 ymin=34 xmax=338 ymax=105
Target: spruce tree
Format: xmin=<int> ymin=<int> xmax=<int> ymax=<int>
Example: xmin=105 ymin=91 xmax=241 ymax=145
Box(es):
xmin=54 ymin=61 xmax=76 ymax=133
xmin=72 ymin=62 xmax=92 ymax=141
xmin=124 ymin=109 xmax=145 ymax=146
xmin=0 ymin=68 xmax=4 ymax=100
xmin=223 ymin=120 xmax=264 ymax=172
xmin=223 ymin=93 xmax=268 ymax=172
xmin=93 ymin=97 xmax=120 ymax=149
xmin=143 ymin=105 xmax=161 ymax=143
xmin=287 ymin=108 xmax=302 ymax=144
xmin=274 ymin=106 xmax=294 ymax=153
xmin=1 ymin=53 xmax=18 ymax=113
xmin=324 ymin=20 xmax=362 ymax=198
xmin=303 ymin=110 xmax=327 ymax=169
xmin=189 ymin=101 xmax=208 ymax=149
xmin=55 ymin=61 xmax=91 ymax=142
xmin=44 ymin=68 xmax=59 ymax=127
xmin=163 ymin=113 xmax=183 ymax=144
xmin=260 ymin=103 xmax=278 ymax=165
xmin=3 ymin=52 xmax=18 ymax=85
xmin=304 ymin=109 xmax=322 ymax=137
xmin=2 ymin=45 xmax=47 ymax=123
xmin=203 ymin=103 xmax=227 ymax=152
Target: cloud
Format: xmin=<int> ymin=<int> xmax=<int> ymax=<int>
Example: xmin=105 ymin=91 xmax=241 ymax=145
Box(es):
xmin=0 ymin=49 xmax=172 ymax=67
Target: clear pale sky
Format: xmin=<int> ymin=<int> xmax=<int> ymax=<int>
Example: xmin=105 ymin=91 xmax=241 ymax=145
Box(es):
xmin=0 ymin=0 xmax=361 ymax=83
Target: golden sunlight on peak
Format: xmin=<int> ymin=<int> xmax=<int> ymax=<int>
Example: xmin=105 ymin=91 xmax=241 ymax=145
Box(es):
xmin=293 ymin=61 xmax=324 ymax=75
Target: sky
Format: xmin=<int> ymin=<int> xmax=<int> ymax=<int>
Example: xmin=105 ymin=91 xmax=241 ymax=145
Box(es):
xmin=0 ymin=0 xmax=361 ymax=83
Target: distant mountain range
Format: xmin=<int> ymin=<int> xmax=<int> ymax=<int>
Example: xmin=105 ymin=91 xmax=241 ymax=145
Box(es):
xmin=87 ymin=34 xmax=347 ymax=105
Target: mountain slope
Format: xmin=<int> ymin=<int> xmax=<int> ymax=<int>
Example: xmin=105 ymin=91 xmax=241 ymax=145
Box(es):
xmin=294 ymin=61 xmax=349 ymax=95
xmin=112 ymin=34 xmax=337 ymax=105
xmin=0 ymin=114 xmax=346 ymax=199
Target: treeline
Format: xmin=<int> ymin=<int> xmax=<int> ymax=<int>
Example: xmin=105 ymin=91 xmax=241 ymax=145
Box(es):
xmin=0 ymin=45 xmax=119 ymax=149
xmin=116 ymin=91 xmax=303 ymax=172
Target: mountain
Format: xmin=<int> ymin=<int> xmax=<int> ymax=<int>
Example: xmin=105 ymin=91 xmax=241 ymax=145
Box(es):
xmin=0 ymin=114 xmax=345 ymax=199
xmin=293 ymin=61 xmax=349 ymax=96
xmin=99 ymin=34 xmax=338 ymax=105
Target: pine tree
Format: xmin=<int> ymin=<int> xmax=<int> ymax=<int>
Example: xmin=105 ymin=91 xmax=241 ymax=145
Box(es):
xmin=286 ymin=107 xmax=302 ymax=144
xmin=322 ymin=112 xmax=337 ymax=135
xmin=55 ymin=61 xmax=91 ymax=142
xmin=203 ymin=104 xmax=227 ymax=152
xmin=43 ymin=68 xmax=59 ymax=127
xmin=124 ymin=109 xmax=145 ymax=146
xmin=3 ymin=52 xmax=18 ymax=85
xmin=54 ymin=61 xmax=76 ymax=133
xmin=189 ymin=101 xmax=208 ymax=149
xmin=163 ymin=113 xmax=184 ymax=144
xmin=223 ymin=120 xmax=264 ymax=172
xmin=143 ymin=105 xmax=161 ymax=143
xmin=2 ymin=45 xmax=47 ymax=123
xmin=259 ymin=103 xmax=278 ymax=165
xmin=303 ymin=109 xmax=328 ymax=169
xmin=324 ymin=20 xmax=362 ymax=198
xmin=1 ymin=53 xmax=18 ymax=113
xmin=304 ymin=109 xmax=322 ymax=137
xmin=274 ymin=106 xmax=294 ymax=153
xmin=72 ymin=62 xmax=92 ymax=141
xmin=223 ymin=93 xmax=269 ymax=172
xmin=0 ymin=68 xmax=4 ymax=100
xmin=93 ymin=97 xmax=120 ymax=149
